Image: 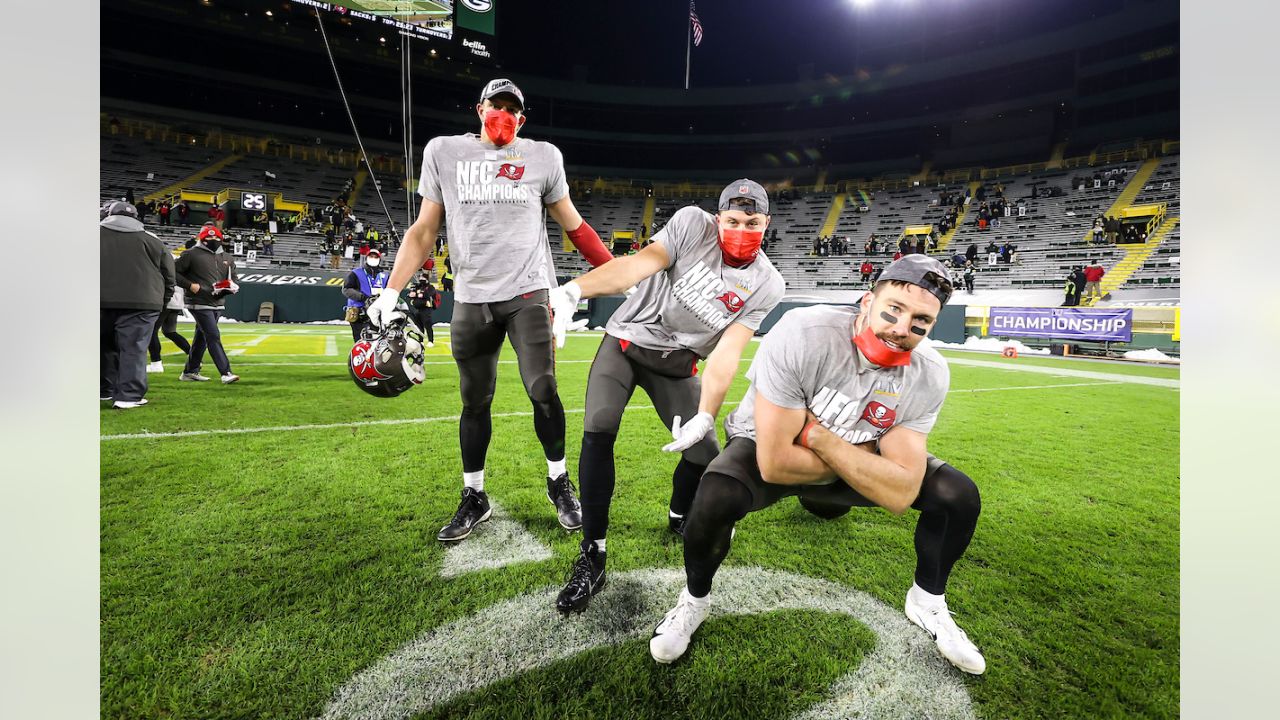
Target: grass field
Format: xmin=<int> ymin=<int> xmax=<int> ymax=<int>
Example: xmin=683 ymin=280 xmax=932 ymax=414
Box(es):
xmin=101 ymin=323 xmax=1179 ymax=719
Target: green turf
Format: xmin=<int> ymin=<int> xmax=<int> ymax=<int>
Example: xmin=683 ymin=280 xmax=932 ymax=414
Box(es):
xmin=101 ymin=325 xmax=1179 ymax=719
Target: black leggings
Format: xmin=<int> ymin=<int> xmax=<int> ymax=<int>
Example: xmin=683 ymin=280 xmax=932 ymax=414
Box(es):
xmin=578 ymin=335 xmax=716 ymax=545
xmin=683 ymin=438 xmax=980 ymax=597
xmin=148 ymin=308 xmax=191 ymax=361
xmin=412 ymin=308 xmax=435 ymax=343
xmin=450 ymin=290 xmax=564 ymax=473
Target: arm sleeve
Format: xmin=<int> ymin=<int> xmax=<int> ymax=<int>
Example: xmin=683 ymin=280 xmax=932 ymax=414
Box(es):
xmin=566 ymin=221 xmax=613 ymax=268
xmin=416 ymin=138 xmax=444 ymax=204
xmin=342 ymin=272 xmax=365 ymax=301
xmin=173 ymin=252 xmax=192 ymax=290
xmin=159 ymin=250 xmax=175 ymax=308
xmin=750 ymin=315 xmax=809 ymax=409
xmin=542 ymin=144 xmax=569 ymax=205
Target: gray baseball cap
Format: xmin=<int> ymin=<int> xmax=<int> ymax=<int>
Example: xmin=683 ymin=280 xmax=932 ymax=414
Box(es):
xmin=877 ymin=254 xmax=954 ymax=307
xmin=718 ymin=178 xmax=770 ymax=215
xmin=480 ymin=78 xmax=524 ymax=109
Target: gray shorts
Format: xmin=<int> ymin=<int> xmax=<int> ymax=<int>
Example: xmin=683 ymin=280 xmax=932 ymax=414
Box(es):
xmin=708 ymin=435 xmax=947 ymax=512
xmin=583 ymin=335 xmax=719 ymax=466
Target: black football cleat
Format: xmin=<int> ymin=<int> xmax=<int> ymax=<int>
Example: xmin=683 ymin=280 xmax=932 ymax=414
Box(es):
xmin=437 ymin=487 xmax=493 ymax=542
xmin=668 ymin=513 xmax=686 ymax=538
xmin=555 ymin=543 xmax=606 ymax=613
xmin=547 ymin=473 xmax=583 ymax=531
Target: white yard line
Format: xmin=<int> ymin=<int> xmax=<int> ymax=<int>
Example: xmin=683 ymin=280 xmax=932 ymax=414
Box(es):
xmin=324 ymin=335 xmax=338 ymax=357
xmin=945 ymin=356 xmax=1179 ymax=388
xmin=100 ymin=379 xmax=1140 ymax=442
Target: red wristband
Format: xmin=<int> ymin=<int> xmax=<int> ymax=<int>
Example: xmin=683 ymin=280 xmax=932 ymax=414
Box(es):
xmin=798 ymin=420 xmax=821 ymax=449
xmin=566 ymin=221 xmax=613 ymax=268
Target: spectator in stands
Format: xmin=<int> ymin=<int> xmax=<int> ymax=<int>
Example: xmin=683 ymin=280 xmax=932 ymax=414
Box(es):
xmin=176 ymin=200 xmax=190 ymax=226
xmin=1082 ymin=259 xmax=1105 ymax=303
xmin=136 ymin=200 xmax=151 ymax=224
xmin=893 ymin=250 xmax=903 ymax=262
xmin=963 ymin=262 xmax=975 ymax=294
xmin=261 ymin=233 xmax=274 ymax=257
xmin=869 ymin=264 xmax=883 ymax=285
xmin=158 ymin=201 xmax=171 ymax=227
xmin=343 ymin=249 xmax=389 ymax=342
xmin=174 ymin=224 xmax=240 ymax=384
xmin=859 ymin=260 xmax=873 ymax=283
xmin=328 ymin=240 xmax=342 ymax=269
xmin=101 ymin=201 xmax=173 ymax=409
xmin=407 ymin=272 xmax=440 ymax=348
xmin=1073 ymin=264 xmax=1087 ymax=302
xmin=985 ymin=241 xmax=998 ymax=266
xmin=1106 ymin=216 xmax=1120 ymax=244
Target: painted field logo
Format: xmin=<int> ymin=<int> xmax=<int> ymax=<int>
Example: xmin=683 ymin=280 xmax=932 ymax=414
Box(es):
xmin=319 ymin=568 xmax=975 ymax=720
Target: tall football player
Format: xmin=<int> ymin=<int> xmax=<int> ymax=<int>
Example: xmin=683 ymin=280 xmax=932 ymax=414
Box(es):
xmin=648 ymin=255 xmax=987 ymax=675
xmin=547 ymin=180 xmax=786 ymax=613
xmin=369 ymin=79 xmax=614 ymax=541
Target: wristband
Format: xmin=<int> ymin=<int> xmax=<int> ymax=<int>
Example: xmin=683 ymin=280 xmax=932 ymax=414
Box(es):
xmin=798 ymin=420 xmax=821 ymax=449
xmin=566 ymin=221 xmax=613 ymax=268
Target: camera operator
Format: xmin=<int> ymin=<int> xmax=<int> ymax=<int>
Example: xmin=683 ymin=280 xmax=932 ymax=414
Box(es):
xmin=406 ymin=273 xmax=440 ymax=347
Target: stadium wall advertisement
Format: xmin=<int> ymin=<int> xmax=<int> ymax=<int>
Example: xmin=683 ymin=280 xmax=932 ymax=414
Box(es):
xmin=988 ymin=307 xmax=1134 ymax=342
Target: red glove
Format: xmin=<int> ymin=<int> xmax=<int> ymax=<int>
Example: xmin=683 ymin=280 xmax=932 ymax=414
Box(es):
xmin=566 ymin=221 xmax=612 ymax=268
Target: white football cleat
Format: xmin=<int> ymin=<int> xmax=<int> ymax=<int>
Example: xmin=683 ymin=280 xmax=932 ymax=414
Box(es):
xmin=146 ymin=361 xmax=164 ymax=373
xmin=649 ymin=587 xmax=711 ymax=664
xmin=112 ymin=399 xmax=149 ymax=409
xmin=904 ymin=586 xmax=986 ymax=675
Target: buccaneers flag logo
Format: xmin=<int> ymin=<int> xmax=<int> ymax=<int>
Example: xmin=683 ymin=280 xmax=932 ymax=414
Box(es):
xmin=496 ymin=163 xmax=525 ymax=181
xmin=860 ymin=401 xmax=897 ymax=429
xmin=716 ymin=291 xmax=745 ymax=313
xmin=350 ymin=340 xmax=389 ymax=381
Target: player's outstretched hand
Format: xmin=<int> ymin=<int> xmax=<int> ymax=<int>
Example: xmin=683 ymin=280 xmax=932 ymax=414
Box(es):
xmin=663 ymin=412 xmax=715 ymax=453
xmin=367 ymin=287 xmax=400 ymax=328
xmin=548 ymin=281 xmax=582 ymax=349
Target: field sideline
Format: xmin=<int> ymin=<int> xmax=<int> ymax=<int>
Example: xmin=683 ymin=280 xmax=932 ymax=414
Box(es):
xmin=101 ymin=323 xmax=1179 ymax=719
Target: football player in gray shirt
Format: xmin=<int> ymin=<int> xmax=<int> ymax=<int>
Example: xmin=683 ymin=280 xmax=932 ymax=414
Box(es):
xmin=649 ymin=255 xmax=987 ymax=675
xmin=368 ymin=79 xmax=614 ymax=543
xmin=546 ymin=179 xmax=786 ymax=614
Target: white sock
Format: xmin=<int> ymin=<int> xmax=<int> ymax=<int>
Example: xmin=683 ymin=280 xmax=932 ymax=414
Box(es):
xmin=592 ymin=538 xmax=606 ymax=553
xmin=668 ymin=510 xmax=684 ymax=519
xmin=463 ymin=471 xmax=485 ymax=492
xmin=910 ymin=583 xmax=946 ymax=608
xmin=682 ymin=586 xmax=711 ymax=606
xmin=547 ymin=457 xmax=567 ymax=478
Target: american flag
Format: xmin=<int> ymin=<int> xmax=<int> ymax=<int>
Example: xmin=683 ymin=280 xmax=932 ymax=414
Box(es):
xmin=690 ymin=1 xmax=704 ymax=46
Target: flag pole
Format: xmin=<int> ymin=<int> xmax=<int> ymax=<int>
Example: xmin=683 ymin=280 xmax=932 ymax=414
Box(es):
xmin=684 ymin=11 xmax=692 ymax=90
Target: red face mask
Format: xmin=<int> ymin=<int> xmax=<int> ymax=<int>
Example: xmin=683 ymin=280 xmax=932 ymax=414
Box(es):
xmin=482 ymin=109 xmax=521 ymax=147
xmin=852 ymin=323 xmax=912 ymax=367
xmin=718 ymin=227 xmax=764 ymax=267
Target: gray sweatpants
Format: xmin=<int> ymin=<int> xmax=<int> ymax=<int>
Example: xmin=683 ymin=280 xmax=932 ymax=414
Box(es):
xmin=101 ymin=308 xmax=160 ymax=402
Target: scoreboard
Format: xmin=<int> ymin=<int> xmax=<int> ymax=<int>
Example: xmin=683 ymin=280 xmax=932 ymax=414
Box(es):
xmin=291 ymin=0 xmax=497 ymax=61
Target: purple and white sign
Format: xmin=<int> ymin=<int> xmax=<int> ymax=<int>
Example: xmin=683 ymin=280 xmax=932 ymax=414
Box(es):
xmin=988 ymin=307 xmax=1133 ymax=342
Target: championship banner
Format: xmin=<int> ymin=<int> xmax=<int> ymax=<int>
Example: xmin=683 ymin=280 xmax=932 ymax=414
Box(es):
xmin=988 ymin=306 xmax=1133 ymax=342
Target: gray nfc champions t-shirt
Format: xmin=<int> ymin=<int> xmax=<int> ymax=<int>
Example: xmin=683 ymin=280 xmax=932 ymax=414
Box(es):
xmin=417 ymin=134 xmax=569 ymax=304
xmin=606 ymin=206 xmax=786 ymax=358
xmin=724 ymin=305 xmax=949 ymax=451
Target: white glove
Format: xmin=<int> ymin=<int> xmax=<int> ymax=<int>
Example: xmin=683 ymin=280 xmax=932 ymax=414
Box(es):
xmin=662 ymin=412 xmax=715 ymax=453
xmin=548 ymin=281 xmax=582 ymax=349
xmin=367 ymin=287 xmax=401 ymax=328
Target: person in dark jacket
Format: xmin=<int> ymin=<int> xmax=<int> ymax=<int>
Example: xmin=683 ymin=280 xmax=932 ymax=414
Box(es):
xmin=406 ymin=273 xmax=440 ymax=347
xmin=101 ymin=201 xmax=174 ymax=409
xmin=174 ymin=224 xmax=240 ymax=383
